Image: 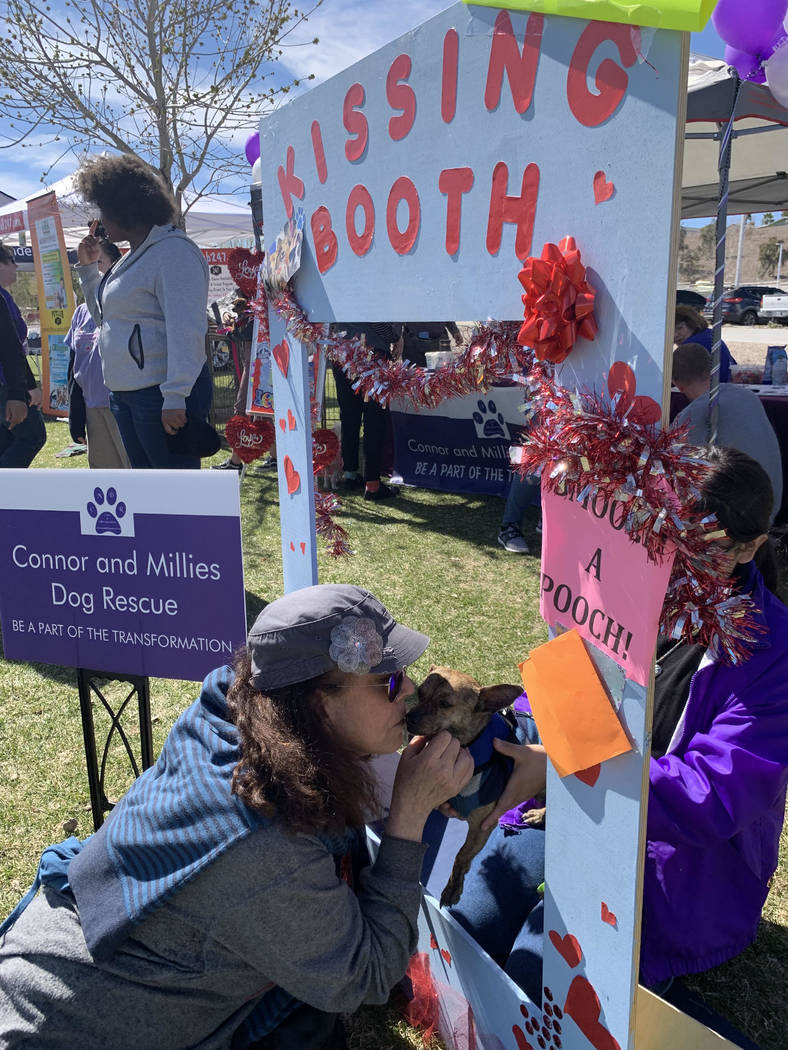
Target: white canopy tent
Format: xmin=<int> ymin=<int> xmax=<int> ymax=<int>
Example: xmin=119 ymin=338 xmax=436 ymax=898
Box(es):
xmin=0 ymin=171 xmax=254 ymax=248
xmin=683 ymin=55 xmax=788 ymax=219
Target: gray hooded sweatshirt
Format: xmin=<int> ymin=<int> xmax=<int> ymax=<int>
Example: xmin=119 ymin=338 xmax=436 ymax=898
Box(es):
xmin=77 ymin=224 xmax=209 ymax=411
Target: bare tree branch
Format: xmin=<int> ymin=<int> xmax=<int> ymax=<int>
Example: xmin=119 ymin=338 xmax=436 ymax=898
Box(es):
xmin=0 ymin=0 xmax=321 ymax=220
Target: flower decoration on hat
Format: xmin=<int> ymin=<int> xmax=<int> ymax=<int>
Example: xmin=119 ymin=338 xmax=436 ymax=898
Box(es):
xmin=517 ymin=236 xmax=597 ymax=364
xmin=329 ymin=616 xmax=384 ymax=673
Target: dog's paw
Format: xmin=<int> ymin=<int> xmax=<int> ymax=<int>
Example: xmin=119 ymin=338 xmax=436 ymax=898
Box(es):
xmin=522 ymin=806 xmax=546 ymax=829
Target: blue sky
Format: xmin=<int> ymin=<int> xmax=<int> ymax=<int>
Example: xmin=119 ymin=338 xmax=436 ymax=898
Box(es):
xmin=0 ymin=1 xmax=728 ymax=208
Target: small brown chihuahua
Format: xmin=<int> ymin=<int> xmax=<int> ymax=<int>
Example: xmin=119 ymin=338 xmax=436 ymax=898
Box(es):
xmin=406 ymin=665 xmax=524 ymax=907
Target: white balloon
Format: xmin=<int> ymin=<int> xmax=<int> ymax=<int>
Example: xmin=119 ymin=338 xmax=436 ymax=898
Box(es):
xmin=251 ymin=157 xmax=262 ymax=185
xmin=765 ymin=38 xmax=788 ymax=107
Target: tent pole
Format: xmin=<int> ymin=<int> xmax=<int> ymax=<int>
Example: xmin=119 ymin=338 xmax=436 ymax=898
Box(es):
xmin=708 ymin=74 xmax=743 ymax=445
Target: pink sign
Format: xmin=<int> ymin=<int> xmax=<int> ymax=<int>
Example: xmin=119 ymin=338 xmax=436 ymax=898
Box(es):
xmin=540 ymin=486 xmax=675 ymax=686
xmin=0 ymin=210 xmax=25 ymax=236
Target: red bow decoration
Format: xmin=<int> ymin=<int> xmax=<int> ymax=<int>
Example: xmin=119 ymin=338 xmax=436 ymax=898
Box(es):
xmin=224 ymin=415 xmax=275 ymax=463
xmin=517 ymin=236 xmax=598 ymax=363
xmin=228 ymin=248 xmax=264 ymax=300
xmin=312 ymin=428 xmax=340 ymax=473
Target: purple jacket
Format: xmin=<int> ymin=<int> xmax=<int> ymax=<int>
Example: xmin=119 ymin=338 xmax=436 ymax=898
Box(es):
xmin=641 ymin=563 xmax=788 ymax=985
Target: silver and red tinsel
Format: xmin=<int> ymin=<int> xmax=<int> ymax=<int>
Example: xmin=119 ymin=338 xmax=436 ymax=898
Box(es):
xmin=512 ymin=364 xmax=763 ymax=664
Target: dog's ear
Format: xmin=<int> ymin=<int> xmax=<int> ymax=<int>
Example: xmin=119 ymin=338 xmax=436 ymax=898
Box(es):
xmin=476 ymin=684 xmax=523 ymax=713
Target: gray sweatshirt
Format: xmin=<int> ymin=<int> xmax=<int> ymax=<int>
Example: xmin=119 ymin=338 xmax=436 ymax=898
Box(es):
xmin=77 ymin=225 xmax=209 ymax=411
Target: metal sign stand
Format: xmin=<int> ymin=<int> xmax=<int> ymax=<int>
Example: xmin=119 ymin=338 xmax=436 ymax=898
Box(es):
xmin=76 ymin=669 xmax=154 ymax=831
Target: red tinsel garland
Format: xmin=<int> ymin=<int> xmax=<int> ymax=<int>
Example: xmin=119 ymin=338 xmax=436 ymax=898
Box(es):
xmin=517 ymin=236 xmax=597 ymax=363
xmin=512 ymin=365 xmax=764 ymax=663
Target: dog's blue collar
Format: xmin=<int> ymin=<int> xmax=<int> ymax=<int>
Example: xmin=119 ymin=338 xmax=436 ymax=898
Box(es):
xmin=466 ymin=712 xmax=512 ymax=766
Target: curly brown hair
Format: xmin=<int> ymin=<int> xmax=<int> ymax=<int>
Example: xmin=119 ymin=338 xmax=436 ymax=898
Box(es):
xmin=76 ymin=154 xmax=176 ymax=230
xmin=226 ymin=651 xmax=381 ymax=833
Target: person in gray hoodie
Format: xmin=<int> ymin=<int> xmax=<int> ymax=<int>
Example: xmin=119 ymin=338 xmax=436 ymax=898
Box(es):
xmin=75 ymin=154 xmax=211 ymax=469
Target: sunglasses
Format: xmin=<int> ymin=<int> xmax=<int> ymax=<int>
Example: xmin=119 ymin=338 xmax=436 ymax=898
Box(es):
xmin=380 ymin=669 xmax=405 ymax=702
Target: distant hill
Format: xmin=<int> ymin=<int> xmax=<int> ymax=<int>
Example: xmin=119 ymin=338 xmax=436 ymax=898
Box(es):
xmin=678 ymin=219 xmax=788 ymax=291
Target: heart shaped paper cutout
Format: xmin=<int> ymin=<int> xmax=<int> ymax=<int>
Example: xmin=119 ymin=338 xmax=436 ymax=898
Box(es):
xmin=440 ymin=948 xmax=452 ymax=966
xmin=287 ymin=408 xmax=296 ymax=430
xmin=564 ymin=976 xmax=622 ymax=1050
xmin=429 ymin=934 xmax=438 ymax=950
xmin=283 ymin=455 xmax=301 ymax=495
xmin=300 ymin=541 xmax=306 ymax=554
xmin=272 ymin=340 xmax=290 ymax=378
xmin=513 ymin=1026 xmax=536 ymax=1050
xmin=601 ymin=902 xmax=617 ymax=928
xmin=227 ymin=248 xmax=264 ymax=299
xmin=593 ymin=170 xmax=615 ymax=205
xmin=548 ymin=930 xmax=582 ymax=968
xmin=289 ymin=541 xmax=295 ymax=552
xmin=312 ymin=428 xmax=340 ymax=473
xmin=608 ymin=361 xmax=660 ymax=425
xmin=224 ymin=415 xmax=275 ymax=463
xmin=575 ymin=763 xmax=601 ymax=787
xmin=278 ymin=417 xmax=286 ymax=433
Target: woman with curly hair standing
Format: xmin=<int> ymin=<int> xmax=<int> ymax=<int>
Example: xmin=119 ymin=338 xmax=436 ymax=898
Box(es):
xmin=75 ymin=154 xmax=211 ymax=469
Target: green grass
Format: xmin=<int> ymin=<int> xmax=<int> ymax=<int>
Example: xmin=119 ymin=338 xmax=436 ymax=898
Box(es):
xmin=1 ymin=416 xmax=786 ymax=1050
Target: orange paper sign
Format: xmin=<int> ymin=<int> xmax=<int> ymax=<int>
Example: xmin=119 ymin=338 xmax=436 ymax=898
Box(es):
xmin=519 ymin=629 xmax=631 ymax=777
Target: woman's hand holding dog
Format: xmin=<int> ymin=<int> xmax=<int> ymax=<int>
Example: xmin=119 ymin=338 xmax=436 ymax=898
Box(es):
xmin=386 ymin=731 xmax=474 ymax=842
xmin=480 ymin=741 xmax=547 ymax=831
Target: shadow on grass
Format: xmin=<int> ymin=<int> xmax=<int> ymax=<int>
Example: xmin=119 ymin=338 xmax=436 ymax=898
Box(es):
xmin=686 ymin=919 xmax=788 ymax=1050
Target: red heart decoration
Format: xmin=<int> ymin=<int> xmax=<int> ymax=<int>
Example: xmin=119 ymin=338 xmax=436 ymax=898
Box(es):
xmin=283 ymin=455 xmax=301 ymax=495
xmin=272 ymin=340 xmax=290 ymax=378
xmin=312 ymin=428 xmax=340 ymax=474
xmin=429 ymin=934 xmax=438 ymax=950
xmin=440 ymin=948 xmax=452 ymax=966
xmin=287 ymin=408 xmax=296 ymax=431
xmin=289 ymin=541 xmax=295 ymax=552
xmin=227 ymin=248 xmax=264 ymax=299
xmin=601 ymin=902 xmax=617 ymax=928
xmin=224 ymin=415 xmax=275 ymax=463
xmin=300 ymin=541 xmax=306 ymax=554
xmin=278 ymin=418 xmax=286 ymax=432
xmin=593 ymin=170 xmax=615 ymax=205
xmin=564 ymin=976 xmax=622 ymax=1050
xmin=575 ymin=763 xmax=601 ymax=787
xmin=548 ymin=930 xmax=582 ymax=969
xmin=513 ymin=1026 xmax=536 ymax=1050
xmin=608 ymin=362 xmax=660 ymax=425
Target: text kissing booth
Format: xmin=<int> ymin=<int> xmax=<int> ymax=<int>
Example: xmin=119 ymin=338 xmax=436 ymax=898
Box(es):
xmin=256 ymin=2 xmax=753 ymax=1049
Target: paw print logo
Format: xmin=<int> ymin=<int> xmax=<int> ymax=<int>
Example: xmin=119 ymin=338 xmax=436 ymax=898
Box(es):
xmin=86 ymin=486 xmax=127 ymax=536
xmin=472 ymin=398 xmax=509 ymax=440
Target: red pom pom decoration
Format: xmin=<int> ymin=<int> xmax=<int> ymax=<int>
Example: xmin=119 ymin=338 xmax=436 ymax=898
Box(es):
xmin=312 ymin=428 xmax=340 ymax=474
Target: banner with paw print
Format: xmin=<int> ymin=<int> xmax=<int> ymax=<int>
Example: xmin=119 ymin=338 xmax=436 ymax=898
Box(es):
xmin=0 ymin=470 xmax=246 ymax=681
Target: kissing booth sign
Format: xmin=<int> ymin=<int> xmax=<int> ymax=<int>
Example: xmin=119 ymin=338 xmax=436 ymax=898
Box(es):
xmin=258 ymin=3 xmax=734 ymax=1048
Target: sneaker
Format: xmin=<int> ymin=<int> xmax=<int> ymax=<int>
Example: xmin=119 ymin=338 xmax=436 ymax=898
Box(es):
xmin=211 ymin=457 xmax=242 ymax=472
xmin=498 ymin=524 xmax=530 ymax=554
xmin=363 ymin=482 xmax=399 ymax=501
xmin=258 ymin=455 xmax=277 ymax=470
xmin=341 ymin=475 xmax=364 ymax=491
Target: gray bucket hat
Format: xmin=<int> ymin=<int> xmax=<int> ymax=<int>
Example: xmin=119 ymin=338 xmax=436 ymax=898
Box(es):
xmin=248 ymin=583 xmax=429 ymax=690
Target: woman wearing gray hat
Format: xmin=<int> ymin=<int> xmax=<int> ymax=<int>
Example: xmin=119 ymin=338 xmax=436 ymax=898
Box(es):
xmin=0 ymin=585 xmax=472 ymax=1050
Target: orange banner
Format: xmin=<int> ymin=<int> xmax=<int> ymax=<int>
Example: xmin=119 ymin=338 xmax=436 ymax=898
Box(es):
xmin=27 ymin=192 xmax=75 ymax=417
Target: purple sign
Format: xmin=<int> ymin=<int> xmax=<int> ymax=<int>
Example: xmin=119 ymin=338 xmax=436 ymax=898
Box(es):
xmin=0 ymin=470 xmax=246 ymax=681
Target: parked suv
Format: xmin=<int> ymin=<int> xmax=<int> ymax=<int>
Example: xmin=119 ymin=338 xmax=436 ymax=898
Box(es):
xmin=676 ymin=289 xmax=707 ymax=309
xmin=703 ymin=285 xmax=786 ymax=325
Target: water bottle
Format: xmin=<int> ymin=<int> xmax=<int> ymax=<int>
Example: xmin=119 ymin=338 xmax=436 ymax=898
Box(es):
xmin=769 ymin=346 xmax=787 ymax=386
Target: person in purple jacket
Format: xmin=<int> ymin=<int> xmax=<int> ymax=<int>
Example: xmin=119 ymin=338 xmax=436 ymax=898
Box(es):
xmin=449 ymin=445 xmax=788 ymax=1000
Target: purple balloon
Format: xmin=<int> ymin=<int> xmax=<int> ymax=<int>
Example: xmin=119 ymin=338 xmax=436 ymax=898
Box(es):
xmin=725 ymin=44 xmax=768 ymax=82
xmin=713 ymin=0 xmax=787 ymax=55
xmin=244 ymin=132 xmax=260 ymax=167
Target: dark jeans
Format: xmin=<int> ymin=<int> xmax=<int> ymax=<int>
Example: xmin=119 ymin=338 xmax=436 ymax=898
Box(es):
xmin=449 ymin=824 xmax=546 ymax=1003
xmin=332 ymin=365 xmax=387 ymax=482
xmin=110 ymin=364 xmax=212 ymax=470
xmin=0 ymin=388 xmax=47 ymax=468
xmin=247 ymin=1005 xmax=346 ymax=1049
